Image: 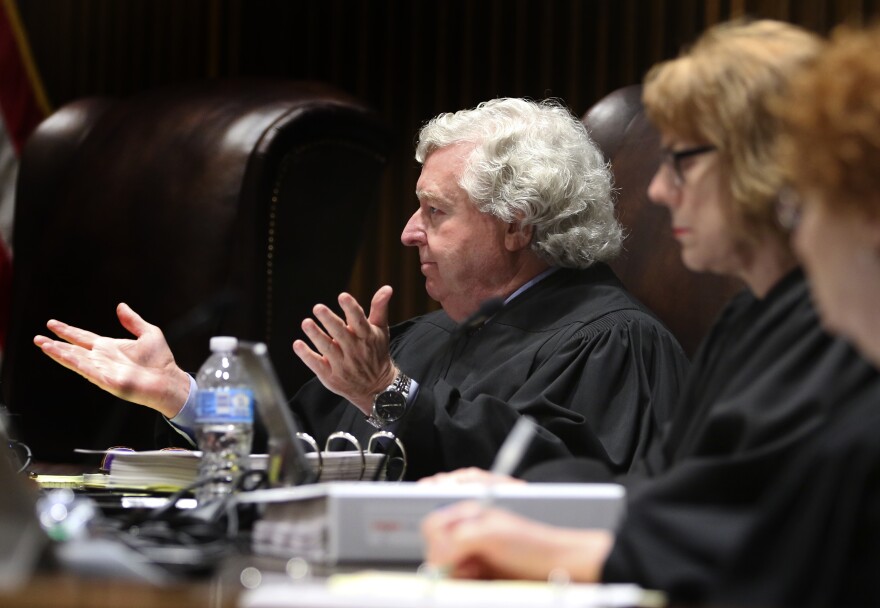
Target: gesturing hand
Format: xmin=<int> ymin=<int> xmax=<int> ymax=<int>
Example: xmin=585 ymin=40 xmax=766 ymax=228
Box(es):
xmin=292 ymin=286 xmax=398 ymax=415
xmin=33 ymin=302 xmax=192 ymax=418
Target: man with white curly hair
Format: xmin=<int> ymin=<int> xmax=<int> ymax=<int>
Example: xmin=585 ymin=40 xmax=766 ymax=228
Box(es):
xmin=35 ymin=98 xmax=688 ymax=479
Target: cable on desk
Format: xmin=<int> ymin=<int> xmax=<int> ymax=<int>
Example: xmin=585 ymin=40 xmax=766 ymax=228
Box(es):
xmin=90 ymin=466 xmax=270 ymax=577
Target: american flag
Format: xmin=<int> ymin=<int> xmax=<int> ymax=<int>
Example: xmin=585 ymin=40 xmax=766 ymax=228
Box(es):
xmin=0 ymin=0 xmax=50 ymax=354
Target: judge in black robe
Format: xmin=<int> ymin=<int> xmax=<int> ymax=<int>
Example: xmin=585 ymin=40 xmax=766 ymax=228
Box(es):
xmin=32 ymin=98 xmax=689 ymax=483
xmin=599 ymin=269 xmax=880 ymax=600
xmin=294 ymin=264 xmax=687 ymax=480
xmin=286 ymin=99 xmax=691 ymax=480
xmin=708 ymin=387 xmax=880 ymax=607
xmin=704 ymin=23 xmax=880 ymax=607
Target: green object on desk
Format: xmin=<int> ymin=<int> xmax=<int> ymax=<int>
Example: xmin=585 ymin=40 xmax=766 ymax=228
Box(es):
xmin=32 ymin=474 xmax=85 ymax=489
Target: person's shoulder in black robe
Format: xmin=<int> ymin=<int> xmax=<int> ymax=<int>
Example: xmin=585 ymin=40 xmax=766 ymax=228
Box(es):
xmin=596 ymin=269 xmax=880 ymax=601
xmin=708 ymin=380 xmax=880 ymax=608
xmin=292 ymin=264 xmax=689 ymax=479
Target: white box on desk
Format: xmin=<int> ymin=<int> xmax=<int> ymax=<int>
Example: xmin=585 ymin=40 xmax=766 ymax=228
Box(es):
xmin=239 ymin=481 xmax=625 ymax=565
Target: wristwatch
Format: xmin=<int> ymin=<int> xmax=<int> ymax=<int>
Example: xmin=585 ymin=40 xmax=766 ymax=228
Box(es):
xmin=365 ymin=371 xmax=411 ymax=428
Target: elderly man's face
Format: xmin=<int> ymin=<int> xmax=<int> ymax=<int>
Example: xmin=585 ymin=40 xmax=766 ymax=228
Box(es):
xmin=402 ymin=143 xmax=512 ymax=322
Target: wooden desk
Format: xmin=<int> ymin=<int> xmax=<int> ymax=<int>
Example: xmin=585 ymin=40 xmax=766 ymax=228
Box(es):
xmin=0 ymin=574 xmax=240 ymax=608
xmin=8 ymin=464 xmax=242 ymax=607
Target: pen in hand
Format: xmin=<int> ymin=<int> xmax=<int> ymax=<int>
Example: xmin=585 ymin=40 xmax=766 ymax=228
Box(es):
xmin=481 ymin=415 xmax=538 ymax=507
xmin=420 ymin=415 xmax=538 ymax=579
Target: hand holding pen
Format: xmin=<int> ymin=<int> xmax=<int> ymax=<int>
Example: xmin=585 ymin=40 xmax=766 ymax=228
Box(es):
xmin=420 ymin=415 xmax=615 ymax=582
xmin=421 ymin=416 xmax=539 ymax=577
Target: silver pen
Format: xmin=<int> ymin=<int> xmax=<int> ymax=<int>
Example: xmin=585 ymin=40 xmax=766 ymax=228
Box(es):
xmin=481 ymin=415 xmax=538 ymax=507
xmin=419 ymin=415 xmax=539 ymax=580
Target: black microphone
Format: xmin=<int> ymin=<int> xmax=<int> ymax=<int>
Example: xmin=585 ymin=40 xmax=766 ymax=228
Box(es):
xmin=455 ymin=297 xmax=505 ymax=335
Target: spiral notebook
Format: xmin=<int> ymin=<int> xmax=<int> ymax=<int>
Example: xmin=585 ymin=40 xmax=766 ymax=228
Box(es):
xmin=236 ymin=341 xmax=406 ymax=485
xmin=80 ymin=431 xmax=405 ymax=492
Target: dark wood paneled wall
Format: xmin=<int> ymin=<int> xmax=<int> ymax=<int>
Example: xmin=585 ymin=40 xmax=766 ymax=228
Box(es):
xmin=16 ymin=0 xmax=880 ymax=325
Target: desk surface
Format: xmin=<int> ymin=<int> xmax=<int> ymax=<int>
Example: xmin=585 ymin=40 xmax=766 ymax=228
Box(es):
xmin=17 ymin=466 xmax=655 ymax=608
xmin=10 ymin=462 xmax=239 ymax=607
xmin=0 ymin=574 xmax=240 ymax=608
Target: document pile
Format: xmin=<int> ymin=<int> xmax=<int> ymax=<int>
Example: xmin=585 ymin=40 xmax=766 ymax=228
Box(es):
xmin=81 ymin=447 xmax=396 ymax=492
xmin=80 ymin=450 xmax=267 ymax=492
xmin=241 ymin=570 xmax=666 ymax=608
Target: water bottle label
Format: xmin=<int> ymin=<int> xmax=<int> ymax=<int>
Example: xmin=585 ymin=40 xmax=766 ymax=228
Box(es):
xmin=195 ymin=388 xmax=254 ymax=423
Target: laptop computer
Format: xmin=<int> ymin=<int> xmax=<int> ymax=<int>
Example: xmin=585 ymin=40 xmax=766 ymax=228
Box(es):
xmin=237 ymin=341 xmax=317 ymax=488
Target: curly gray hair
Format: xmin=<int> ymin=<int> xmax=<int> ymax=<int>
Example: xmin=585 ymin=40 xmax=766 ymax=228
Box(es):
xmin=415 ymin=98 xmax=621 ymax=268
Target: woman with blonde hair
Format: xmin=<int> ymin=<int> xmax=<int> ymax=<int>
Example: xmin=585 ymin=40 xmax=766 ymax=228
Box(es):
xmin=422 ymin=19 xmax=880 ymax=602
xmin=712 ymin=23 xmax=880 ymax=607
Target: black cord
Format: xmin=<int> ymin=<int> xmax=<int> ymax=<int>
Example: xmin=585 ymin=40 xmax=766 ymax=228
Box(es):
xmin=97 ymin=466 xmax=269 ymax=569
xmin=74 ymin=469 xmax=269 ymax=578
xmin=133 ymin=467 xmax=266 ymax=523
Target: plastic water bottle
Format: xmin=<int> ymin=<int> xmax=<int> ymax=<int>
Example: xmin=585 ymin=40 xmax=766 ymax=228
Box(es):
xmin=194 ymin=336 xmax=254 ymax=504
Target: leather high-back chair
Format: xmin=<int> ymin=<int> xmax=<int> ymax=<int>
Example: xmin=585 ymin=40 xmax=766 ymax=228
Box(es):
xmin=583 ymin=85 xmax=742 ymax=356
xmin=2 ymin=79 xmax=389 ymax=462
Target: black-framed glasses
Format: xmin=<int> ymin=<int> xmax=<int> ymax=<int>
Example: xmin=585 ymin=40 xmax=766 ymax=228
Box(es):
xmin=659 ymin=145 xmax=716 ymax=187
xmin=775 ymin=187 xmax=804 ymax=233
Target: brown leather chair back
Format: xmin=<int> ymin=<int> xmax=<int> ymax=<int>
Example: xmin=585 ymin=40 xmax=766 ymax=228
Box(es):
xmin=2 ymin=79 xmax=389 ymax=462
xmin=583 ymin=85 xmax=742 ymax=357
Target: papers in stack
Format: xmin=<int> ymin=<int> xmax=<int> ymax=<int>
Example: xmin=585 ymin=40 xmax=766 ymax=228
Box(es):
xmin=241 ymin=570 xmax=667 ymax=608
xmin=80 ymin=449 xmax=393 ymax=492
xmin=241 ymin=481 xmax=626 ymax=565
xmin=79 ymin=451 xmax=266 ymax=492
xmin=308 ymin=451 xmax=390 ymax=481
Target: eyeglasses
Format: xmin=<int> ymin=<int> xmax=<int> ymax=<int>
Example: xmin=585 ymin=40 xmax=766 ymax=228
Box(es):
xmin=659 ymin=145 xmax=716 ymax=187
xmin=775 ymin=187 xmax=803 ymax=233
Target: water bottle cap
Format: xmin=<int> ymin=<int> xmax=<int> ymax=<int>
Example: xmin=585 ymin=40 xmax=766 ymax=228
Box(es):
xmin=209 ymin=336 xmax=238 ymax=352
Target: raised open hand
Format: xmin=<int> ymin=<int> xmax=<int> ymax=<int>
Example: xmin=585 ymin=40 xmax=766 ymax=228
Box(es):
xmin=292 ymin=286 xmax=398 ymax=415
xmin=34 ymin=302 xmax=192 ymax=418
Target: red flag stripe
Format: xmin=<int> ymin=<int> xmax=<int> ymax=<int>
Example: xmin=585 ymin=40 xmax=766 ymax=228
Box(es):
xmin=0 ymin=0 xmax=50 ymax=153
xmin=0 ymin=0 xmax=49 ymax=351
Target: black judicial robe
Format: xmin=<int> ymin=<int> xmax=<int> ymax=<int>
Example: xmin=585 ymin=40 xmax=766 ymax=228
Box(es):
xmin=710 ymin=385 xmax=880 ymax=607
xmin=292 ymin=264 xmax=688 ymax=480
xmin=599 ymin=269 xmax=880 ymax=600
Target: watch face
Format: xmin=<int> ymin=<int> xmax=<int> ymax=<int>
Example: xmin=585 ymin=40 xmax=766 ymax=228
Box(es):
xmin=374 ymin=391 xmax=407 ymax=423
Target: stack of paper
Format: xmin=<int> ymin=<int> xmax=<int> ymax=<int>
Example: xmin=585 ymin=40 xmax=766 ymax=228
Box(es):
xmin=81 ymin=451 xmax=264 ymax=492
xmin=313 ymin=451 xmax=391 ymax=482
xmin=240 ymin=570 xmax=666 ymax=608
xmin=81 ymin=449 xmax=391 ymax=492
